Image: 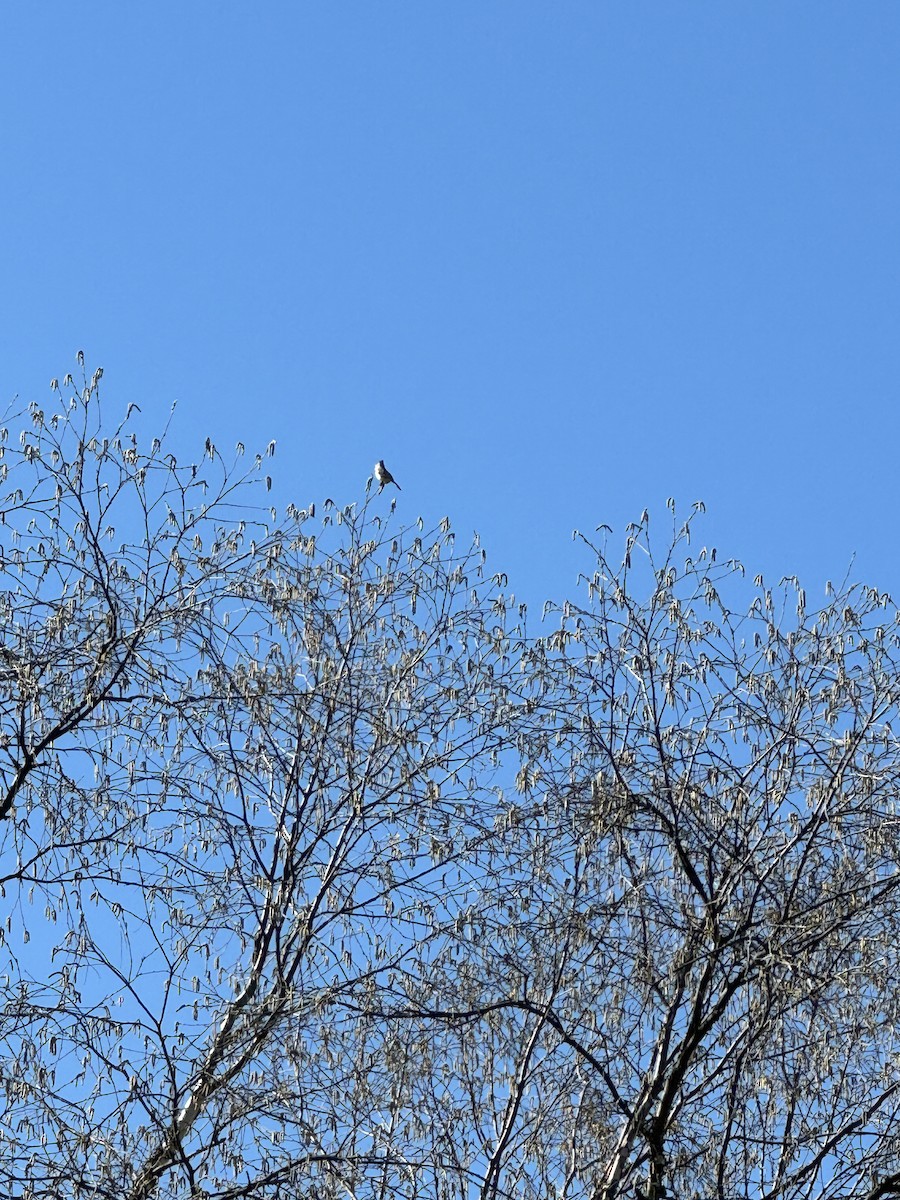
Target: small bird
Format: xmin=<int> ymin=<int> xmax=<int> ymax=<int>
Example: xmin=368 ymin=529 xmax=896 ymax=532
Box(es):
xmin=374 ymin=460 xmax=401 ymax=491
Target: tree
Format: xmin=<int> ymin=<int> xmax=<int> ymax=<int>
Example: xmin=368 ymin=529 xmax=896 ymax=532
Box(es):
xmin=1 ymin=364 xmax=900 ymax=1200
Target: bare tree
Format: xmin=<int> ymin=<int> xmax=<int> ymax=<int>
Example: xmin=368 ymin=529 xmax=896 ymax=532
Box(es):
xmin=2 ymin=366 xmax=900 ymax=1200
xmin=404 ymin=513 xmax=900 ymax=1200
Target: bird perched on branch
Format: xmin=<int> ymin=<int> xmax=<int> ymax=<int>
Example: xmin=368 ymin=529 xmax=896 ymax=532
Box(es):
xmin=374 ymin=460 xmax=401 ymax=491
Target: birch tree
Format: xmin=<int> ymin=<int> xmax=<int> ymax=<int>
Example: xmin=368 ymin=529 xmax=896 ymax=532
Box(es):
xmin=417 ymin=514 xmax=900 ymax=1200
xmin=2 ymin=364 xmax=900 ymax=1200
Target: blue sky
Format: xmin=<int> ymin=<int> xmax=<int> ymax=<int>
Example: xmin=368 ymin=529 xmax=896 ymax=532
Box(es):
xmin=3 ymin=3 xmax=900 ymax=610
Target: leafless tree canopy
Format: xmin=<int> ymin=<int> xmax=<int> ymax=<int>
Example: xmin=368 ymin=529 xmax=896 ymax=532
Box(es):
xmin=1 ymin=367 xmax=900 ymax=1200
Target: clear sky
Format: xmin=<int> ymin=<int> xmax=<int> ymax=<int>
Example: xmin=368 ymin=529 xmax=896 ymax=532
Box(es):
xmin=3 ymin=3 xmax=900 ymax=610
